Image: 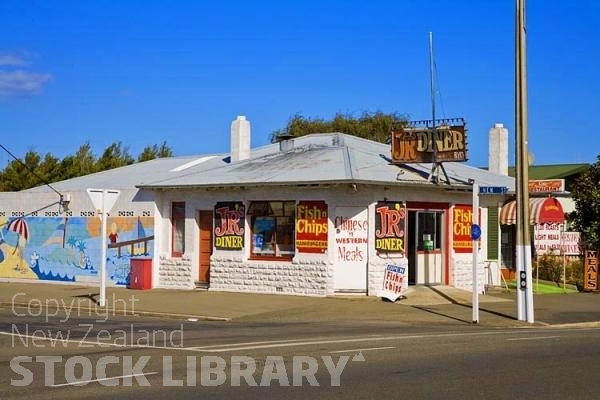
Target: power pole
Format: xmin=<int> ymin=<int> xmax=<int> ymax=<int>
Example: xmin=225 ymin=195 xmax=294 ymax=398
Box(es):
xmin=515 ymin=0 xmax=534 ymax=322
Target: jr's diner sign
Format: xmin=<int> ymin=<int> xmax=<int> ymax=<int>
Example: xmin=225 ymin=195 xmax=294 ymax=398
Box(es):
xmin=391 ymin=124 xmax=467 ymax=163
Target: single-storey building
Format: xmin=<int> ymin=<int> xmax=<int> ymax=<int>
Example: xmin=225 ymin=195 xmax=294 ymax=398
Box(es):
xmin=0 ymin=116 xmax=515 ymax=296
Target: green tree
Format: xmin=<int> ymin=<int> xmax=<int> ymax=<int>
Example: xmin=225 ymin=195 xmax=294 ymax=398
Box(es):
xmin=137 ymin=141 xmax=174 ymax=162
xmin=60 ymin=143 xmax=96 ymax=179
xmin=95 ymin=142 xmax=134 ymax=171
xmin=269 ymin=111 xmax=409 ymax=144
xmin=570 ymin=156 xmax=600 ymax=249
xmin=0 ymin=150 xmax=42 ymax=191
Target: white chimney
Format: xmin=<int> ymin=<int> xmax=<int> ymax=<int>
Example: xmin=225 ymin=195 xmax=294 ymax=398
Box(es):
xmin=231 ymin=115 xmax=250 ymax=162
xmin=488 ymin=123 xmax=508 ymax=175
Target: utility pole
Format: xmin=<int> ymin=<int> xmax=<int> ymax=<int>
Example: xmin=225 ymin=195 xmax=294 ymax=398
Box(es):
xmin=515 ymin=0 xmax=534 ymax=322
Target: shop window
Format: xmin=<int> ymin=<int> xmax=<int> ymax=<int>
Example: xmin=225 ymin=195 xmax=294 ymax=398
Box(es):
xmin=417 ymin=211 xmax=442 ymax=251
xmin=248 ymin=201 xmax=295 ymax=259
xmin=172 ymin=202 xmax=185 ymax=257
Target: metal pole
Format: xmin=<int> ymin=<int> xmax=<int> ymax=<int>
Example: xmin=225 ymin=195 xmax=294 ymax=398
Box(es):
xmin=472 ymin=182 xmax=480 ymax=323
xmin=99 ymin=190 xmax=108 ymax=308
xmin=515 ymin=0 xmax=534 ymax=322
xmin=428 ymin=32 xmax=438 ymax=182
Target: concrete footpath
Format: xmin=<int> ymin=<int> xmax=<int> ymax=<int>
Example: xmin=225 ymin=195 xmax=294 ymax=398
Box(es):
xmin=1 ymin=282 xmax=599 ymax=327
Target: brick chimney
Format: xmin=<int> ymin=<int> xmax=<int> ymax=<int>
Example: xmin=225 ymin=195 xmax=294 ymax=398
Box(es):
xmin=488 ymin=123 xmax=508 ymax=175
xmin=230 ymin=115 xmax=250 ymax=162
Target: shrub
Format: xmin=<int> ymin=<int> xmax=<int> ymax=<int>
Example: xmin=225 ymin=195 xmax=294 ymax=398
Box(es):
xmin=536 ymin=252 xmax=564 ymax=286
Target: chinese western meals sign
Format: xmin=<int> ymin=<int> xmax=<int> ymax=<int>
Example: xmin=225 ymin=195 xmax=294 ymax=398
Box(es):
xmin=296 ymin=201 xmax=328 ymax=253
xmin=374 ymin=201 xmax=406 ymax=255
xmin=214 ymin=202 xmax=245 ymax=250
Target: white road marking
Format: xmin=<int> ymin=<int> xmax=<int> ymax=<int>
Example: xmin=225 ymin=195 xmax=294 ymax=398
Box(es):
xmin=329 ymin=346 xmax=395 ymax=354
xmin=506 ymin=336 xmax=561 ymax=341
xmin=1 ymin=328 xmax=591 ymax=353
xmin=50 ymin=372 xmax=159 ymax=387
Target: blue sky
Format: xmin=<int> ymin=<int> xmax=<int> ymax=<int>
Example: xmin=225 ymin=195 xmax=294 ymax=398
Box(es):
xmin=1 ymin=0 xmax=598 ymax=169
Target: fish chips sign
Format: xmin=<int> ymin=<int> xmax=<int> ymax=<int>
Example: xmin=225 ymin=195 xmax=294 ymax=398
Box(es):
xmin=381 ymin=264 xmax=408 ymax=301
xmin=296 ymin=201 xmax=328 ymax=253
xmin=391 ymin=123 xmax=468 ymax=163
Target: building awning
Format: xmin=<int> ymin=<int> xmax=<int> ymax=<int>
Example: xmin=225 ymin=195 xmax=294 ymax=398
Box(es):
xmin=499 ymin=197 xmax=565 ymax=225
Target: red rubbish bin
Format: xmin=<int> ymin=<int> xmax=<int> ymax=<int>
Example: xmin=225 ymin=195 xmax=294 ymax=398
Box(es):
xmin=129 ymin=257 xmax=152 ymax=289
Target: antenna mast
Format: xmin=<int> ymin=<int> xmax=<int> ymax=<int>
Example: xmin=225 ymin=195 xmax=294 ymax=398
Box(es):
xmin=427 ymin=32 xmax=450 ymax=184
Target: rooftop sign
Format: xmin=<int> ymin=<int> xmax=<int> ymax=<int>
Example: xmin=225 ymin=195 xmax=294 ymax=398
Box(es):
xmin=391 ymin=119 xmax=467 ymax=164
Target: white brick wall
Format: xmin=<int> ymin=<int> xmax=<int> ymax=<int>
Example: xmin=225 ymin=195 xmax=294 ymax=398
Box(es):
xmin=209 ymin=254 xmax=332 ymax=296
xmin=157 ymin=255 xmax=195 ymax=289
xmin=451 ymin=257 xmax=486 ymax=294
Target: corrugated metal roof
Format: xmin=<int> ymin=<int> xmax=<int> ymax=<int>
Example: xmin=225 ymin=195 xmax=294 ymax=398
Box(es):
xmin=21 ymin=133 xmax=515 ymax=192
xmin=139 ymin=133 xmax=515 ymax=190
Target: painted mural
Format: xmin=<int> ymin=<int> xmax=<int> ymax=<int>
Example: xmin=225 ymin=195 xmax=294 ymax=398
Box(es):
xmin=0 ymin=216 xmax=154 ymax=285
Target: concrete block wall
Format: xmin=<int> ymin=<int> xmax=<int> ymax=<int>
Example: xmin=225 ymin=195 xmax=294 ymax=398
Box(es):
xmin=157 ymin=255 xmax=195 ymax=289
xmin=451 ymin=257 xmax=486 ymax=294
xmin=209 ymin=254 xmax=332 ymax=296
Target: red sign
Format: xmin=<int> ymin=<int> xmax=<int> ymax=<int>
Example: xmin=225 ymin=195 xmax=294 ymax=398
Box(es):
xmin=529 ymin=179 xmax=565 ymax=193
xmin=214 ymin=202 xmax=245 ymax=250
xmin=453 ymin=205 xmax=480 ymax=253
xmin=374 ymin=202 xmax=406 ymax=254
xmin=296 ymin=201 xmax=328 ymax=253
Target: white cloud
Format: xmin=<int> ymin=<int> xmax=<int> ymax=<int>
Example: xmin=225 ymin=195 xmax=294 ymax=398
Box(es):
xmin=0 ymin=54 xmax=28 ymax=66
xmin=0 ymin=70 xmax=53 ymax=100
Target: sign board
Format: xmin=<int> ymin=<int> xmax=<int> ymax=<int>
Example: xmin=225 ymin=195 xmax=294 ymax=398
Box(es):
xmin=374 ymin=201 xmax=406 ymax=255
xmin=584 ymin=250 xmax=598 ymax=291
xmin=479 ymin=186 xmax=508 ymax=195
xmin=561 ymin=232 xmax=581 ymax=255
xmin=534 ymin=223 xmax=562 ymax=255
xmin=214 ymin=202 xmax=245 ymax=250
xmin=391 ymin=124 xmax=467 ymax=163
xmin=471 ymin=224 xmax=481 ymax=241
xmin=380 ymin=264 xmax=408 ymax=301
xmin=296 ymin=201 xmax=328 ymax=253
xmin=87 ymin=189 xmax=120 ymax=216
xmin=452 ymin=205 xmax=480 ymax=253
xmin=529 ymin=179 xmax=565 ymax=193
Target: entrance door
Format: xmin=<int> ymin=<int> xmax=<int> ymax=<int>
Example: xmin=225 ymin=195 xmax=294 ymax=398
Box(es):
xmin=408 ymin=210 xmax=444 ymax=285
xmin=334 ymin=207 xmax=368 ymax=292
xmin=198 ymin=210 xmax=213 ymax=283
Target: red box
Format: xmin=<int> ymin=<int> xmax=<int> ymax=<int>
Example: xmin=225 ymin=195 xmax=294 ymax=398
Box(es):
xmin=129 ymin=258 xmax=152 ymax=290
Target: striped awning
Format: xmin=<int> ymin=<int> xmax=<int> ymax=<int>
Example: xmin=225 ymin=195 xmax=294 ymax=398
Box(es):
xmin=499 ymin=197 xmax=565 ymax=225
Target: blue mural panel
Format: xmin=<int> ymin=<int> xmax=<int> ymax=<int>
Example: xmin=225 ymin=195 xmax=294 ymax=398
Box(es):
xmin=0 ymin=216 xmax=154 ymax=286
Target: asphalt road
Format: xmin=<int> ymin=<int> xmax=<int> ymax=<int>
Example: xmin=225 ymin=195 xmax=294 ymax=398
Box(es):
xmin=1 ymin=309 xmax=599 ymax=399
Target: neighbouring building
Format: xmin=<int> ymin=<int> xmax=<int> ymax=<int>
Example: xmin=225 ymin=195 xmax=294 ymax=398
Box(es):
xmin=0 ymin=116 xmax=516 ymax=296
xmin=486 ymin=123 xmax=588 ymax=279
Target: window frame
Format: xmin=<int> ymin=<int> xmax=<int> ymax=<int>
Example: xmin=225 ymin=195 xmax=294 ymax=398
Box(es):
xmin=171 ymin=201 xmax=186 ymax=257
xmin=248 ymin=200 xmax=295 ymax=260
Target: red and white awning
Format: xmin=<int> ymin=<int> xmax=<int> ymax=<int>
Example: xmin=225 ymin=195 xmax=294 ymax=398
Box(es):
xmin=499 ymin=197 xmax=565 ymax=225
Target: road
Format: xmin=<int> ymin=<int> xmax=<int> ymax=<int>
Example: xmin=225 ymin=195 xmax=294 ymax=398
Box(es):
xmin=0 ymin=308 xmax=599 ymax=399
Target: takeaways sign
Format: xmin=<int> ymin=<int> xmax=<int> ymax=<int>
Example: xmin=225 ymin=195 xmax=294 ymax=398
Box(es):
xmin=296 ymin=201 xmax=328 ymax=253
xmin=374 ymin=201 xmax=406 ymax=254
xmin=391 ymin=125 xmax=467 ymax=163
